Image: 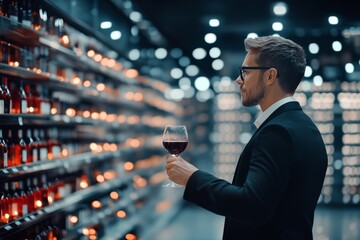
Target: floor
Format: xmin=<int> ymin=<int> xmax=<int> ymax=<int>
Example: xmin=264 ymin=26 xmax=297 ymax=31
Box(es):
xmin=146 ymin=204 xmax=360 ymax=240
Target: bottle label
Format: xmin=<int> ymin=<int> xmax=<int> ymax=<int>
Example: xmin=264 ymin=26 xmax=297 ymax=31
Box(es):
xmin=22 ymin=204 xmax=29 ymax=215
xmin=10 ymin=15 xmax=18 ymax=22
xmin=21 ymin=100 xmax=28 ymax=113
xmin=40 ymin=147 xmax=47 ymax=160
xmin=8 ymin=100 xmax=12 ymax=114
xmin=22 ymin=149 xmax=27 ymax=163
xmin=52 ymin=146 xmax=61 ymax=158
xmin=22 ymin=20 xmax=31 ymax=27
xmin=3 ymin=152 xmax=8 ymax=167
xmin=41 ymin=102 xmax=50 ymax=115
xmin=11 ymin=202 xmax=18 ymax=215
xmin=33 ymin=149 xmax=38 ymax=162
xmin=0 ymin=100 xmax=4 ymax=114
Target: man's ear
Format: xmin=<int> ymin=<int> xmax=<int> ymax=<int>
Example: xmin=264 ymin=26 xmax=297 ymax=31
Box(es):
xmin=266 ymin=68 xmax=278 ymax=85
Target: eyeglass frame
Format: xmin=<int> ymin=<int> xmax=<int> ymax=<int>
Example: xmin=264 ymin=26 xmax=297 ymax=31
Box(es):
xmin=239 ymin=66 xmax=276 ymax=81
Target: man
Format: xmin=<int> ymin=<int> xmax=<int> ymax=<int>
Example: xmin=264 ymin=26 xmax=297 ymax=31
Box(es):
xmin=165 ymin=35 xmax=328 ymax=240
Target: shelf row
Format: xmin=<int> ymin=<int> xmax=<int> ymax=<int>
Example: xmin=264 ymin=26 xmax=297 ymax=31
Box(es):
xmin=0 ymin=162 xmax=164 ymax=239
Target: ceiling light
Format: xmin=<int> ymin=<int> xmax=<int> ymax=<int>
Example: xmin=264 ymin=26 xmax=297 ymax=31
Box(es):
xmin=100 ymin=21 xmax=112 ymax=29
xmin=332 ymin=41 xmax=342 ymax=52
xmin=192 ymin=48 xmax=207 ymax=60
xmin=129 ymin=11 xmax=142 ymax=22
xmin=186 ymin=65 xmax=199 ymax=76
xmin=272 ymin=22 xmax=283 ymax=31
xmin=154 ymin=48 xmax=167 ymax=59
xmin=273 ymin=2 xmax=287 ymax=16
xmin=110 ymin=31 xmax=122 ymax=40
xmin=313 ymin=75 xmax=323 ymax=86
xmin=212 ymin=59 xmax=224 ymax=71
xmin=194 ymin=76 xmax=210 ymax=91
xmin=247 ymin=33 xmax=258 ymax=39
xmin=204 ymin=33 xmax=217 ymax=44
xmin=345 ymin=63 xmax=354 ymax=73
xmin=308 ymin=43 xmax=320 ymax=54
xmin=128 ymin=49 xmax=140 ymax=61
xmin=209 ymin=47 xmax=221 ymax=58
xmin=179 ymin=77 xmax=191 ymax=90
xmin=170 ymin=68 xmax=183 ymax=79
xmin=304 ymin=66 xmax=313 ymax=77
xmin=209 ymin=19 xmax=220 ymax=27
xmin=328 ymin=16 xmax=339 ymax=25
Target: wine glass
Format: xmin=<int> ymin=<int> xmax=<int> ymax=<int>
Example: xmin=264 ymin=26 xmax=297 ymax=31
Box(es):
xmin=162 ymin=125 xmax=188 ymax=187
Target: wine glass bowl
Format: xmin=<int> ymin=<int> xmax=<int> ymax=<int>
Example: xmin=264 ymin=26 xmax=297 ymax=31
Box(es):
xmin=162 ymin=125 xmax=188 ymax=187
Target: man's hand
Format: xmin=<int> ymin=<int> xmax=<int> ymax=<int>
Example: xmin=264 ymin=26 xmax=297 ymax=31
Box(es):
xmin=165 ymin=155 xmax=198 ymax=186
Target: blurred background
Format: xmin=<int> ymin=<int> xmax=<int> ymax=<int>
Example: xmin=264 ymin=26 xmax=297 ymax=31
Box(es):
xmin=0 ymin=0 xmax=359 ymax=239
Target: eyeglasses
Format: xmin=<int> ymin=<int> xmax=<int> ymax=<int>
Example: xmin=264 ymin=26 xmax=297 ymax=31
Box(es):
xmin=239 ymin=66 xmax=272 ymax=81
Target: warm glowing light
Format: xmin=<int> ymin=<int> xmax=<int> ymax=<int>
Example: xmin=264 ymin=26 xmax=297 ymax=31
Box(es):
xmin=110 ymin=191 xmax=119 ymax=200
xmin=9 ymin=61 xmax=19 ymax=67
xmin=87 ymin=50 xmax=95 ymax=58
xmin=70 ymin=216 xmax=78 ymax=224
xmin=65 ymin=108 xmax=76 ymax=117
xmin=94 ymin=54 xmax=102 ymax=62
xmin=96 ymin=83 xmax=106 ymax=91
xmin=80 ymin=180 xmax=89 ymax=189
xmin=89 ymin=229 xmax=96 ymax=235
xmin=129 ymin=139 xmax=140 ymax=148
xmin=125 ymin=233 xmax=137 ymax=240
xmin=118 ymin=115 xmax=127 ymax=123
xmin=107 ymin=59 xmax=116 ymax=68
xmin=91 ymin=200 xmax=102 ymax=209
xmin=124 ymin=162 xmax=134 ymax=171
xmin=83 ymin=228 xmax=89 ymax=236
xmin=90 ymin=143 xmax=97 ymax=151
xmin=72 ymin=77 xmax=81 ymax=85
xmin=124 ymin=69 xmax=138 ymax=78
xmin=91 ymin=112 xmax=100 ymax=120
xmin=103 ymin=143 xmax=111 ymax=151
xmin=110 ymin=143 xmax=117 ymax=151
xmin=101 ymin=58 xmax=109 ymax=66
xmin=117 ymin=210 xmax=127 ymax=218
xmin=83 ymin=110 xmax=91 ymax=118
xmin=48 ymin=195 xmax=54 ymax=204
xmin=61 ymin=148 xmax=68 ymax=157
xmin=99 ymin=111 xmax=107 ymax=120
xmin=61 ymin=35 xmax=70 ymax=45
xmin=28 ymin=106 xmax=35 ymax=113
xmin=36 ymin=200 xmax=43 ymax=207
xmin=134 ymin=92 xmax=144 ymax=102
xmin=127 ymin=115 xmax=140 ymax=125
xmin=106 ymin=114 xmax=116 ymax=122
xmin=124 ymin=91 xmax=134 ymax=100
xmin=83 ymin=80 xmax=91 ymax=87
xmin=51 ymin=107 xmax=57 ymax=115
xmin=104 ymin=170 xmax=115 ymax=180
xmin=96 ymin=174 xmax=105 ymax=183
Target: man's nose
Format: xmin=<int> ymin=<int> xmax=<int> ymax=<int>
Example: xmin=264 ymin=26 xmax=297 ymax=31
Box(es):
xmin=235 ymin=76 xmax=243 ymax=85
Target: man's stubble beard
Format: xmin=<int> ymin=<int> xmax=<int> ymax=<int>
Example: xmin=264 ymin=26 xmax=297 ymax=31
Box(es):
xmin=241 ymin=77 xmax=265 ymax=107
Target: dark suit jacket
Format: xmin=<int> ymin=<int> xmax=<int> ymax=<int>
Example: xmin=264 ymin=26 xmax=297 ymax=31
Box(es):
xmin=184 ymin=102 xmax=328 ymax=240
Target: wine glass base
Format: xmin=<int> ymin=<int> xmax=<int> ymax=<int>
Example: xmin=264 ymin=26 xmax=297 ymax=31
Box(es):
xmin=162 ymin=181 xmax=183 ymax=188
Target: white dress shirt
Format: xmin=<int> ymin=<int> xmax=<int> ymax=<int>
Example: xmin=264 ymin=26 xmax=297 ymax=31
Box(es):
xmin=254 ymin=96 xmax=297 ymax=129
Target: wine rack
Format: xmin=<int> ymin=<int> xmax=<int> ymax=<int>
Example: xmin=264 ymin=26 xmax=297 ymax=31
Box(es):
xmin=0 ymin=0 xmax=186 ymax=239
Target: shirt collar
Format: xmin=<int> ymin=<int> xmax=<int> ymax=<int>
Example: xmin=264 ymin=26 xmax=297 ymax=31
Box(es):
xmin=254 ymin=96 xmax=296 ymax=129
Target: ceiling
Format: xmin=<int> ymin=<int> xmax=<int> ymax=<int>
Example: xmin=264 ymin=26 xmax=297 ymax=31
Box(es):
xmin=131 ymin=0 xmax=360 ymax=80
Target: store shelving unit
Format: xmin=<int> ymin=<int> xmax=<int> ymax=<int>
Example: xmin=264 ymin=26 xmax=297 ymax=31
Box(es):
xmin=0 ymin=1 xmax=185 ymax=239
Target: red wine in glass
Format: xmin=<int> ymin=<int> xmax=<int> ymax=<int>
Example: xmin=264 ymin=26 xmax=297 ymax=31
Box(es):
xmin=162 ymin=141 xmax=188 ymax=157
xmin=162 ymin=125 xmax=188 ymax=187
